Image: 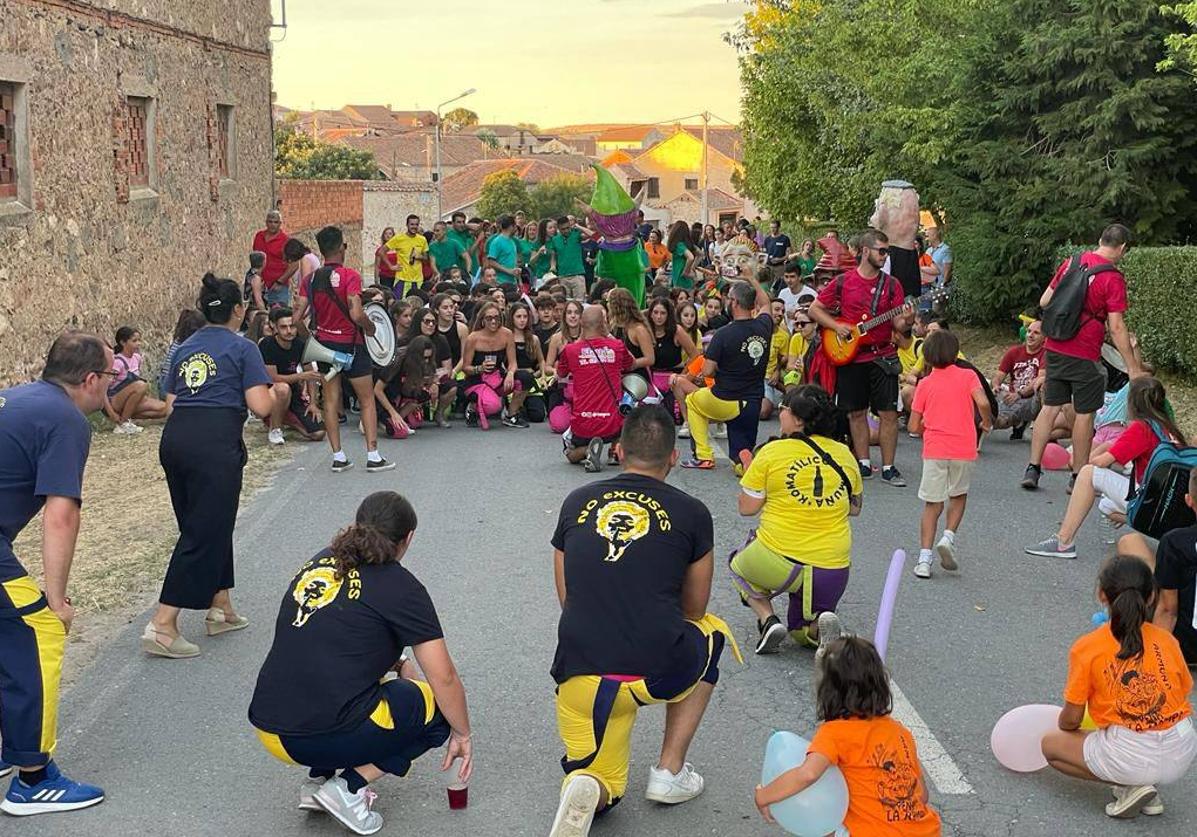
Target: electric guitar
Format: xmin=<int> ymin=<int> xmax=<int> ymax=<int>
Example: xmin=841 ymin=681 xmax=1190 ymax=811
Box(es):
xmin=820 ymin=287 xmax=949 ymax=366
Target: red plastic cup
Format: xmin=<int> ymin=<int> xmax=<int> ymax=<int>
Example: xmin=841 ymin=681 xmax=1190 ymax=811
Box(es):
xmin=447 ymin=784 xmax=468 ymax=810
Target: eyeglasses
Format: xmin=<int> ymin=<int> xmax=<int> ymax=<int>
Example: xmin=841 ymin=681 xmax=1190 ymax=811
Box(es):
xmin=93 ymin=369 xmax=121 ymax=379
xmin=423 ymin=318 xmax=436 ymax=325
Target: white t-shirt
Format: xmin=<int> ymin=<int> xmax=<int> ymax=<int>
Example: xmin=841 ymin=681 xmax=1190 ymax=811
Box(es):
xmin=778 ymin=284 xmax=816 ymax=316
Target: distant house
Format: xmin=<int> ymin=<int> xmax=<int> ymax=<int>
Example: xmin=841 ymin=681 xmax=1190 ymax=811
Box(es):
xmin=628 ymin=126 xmax=754 ymax=226
xmin=595 ymin=125 xmax=666 ymax=153
xmin=341 ymin=132 xmax=501 ymax=182
xmin=440 ymin=157 xmax=595 ymax=220
xmin=463 ymin=124 xmax=546 ymax=155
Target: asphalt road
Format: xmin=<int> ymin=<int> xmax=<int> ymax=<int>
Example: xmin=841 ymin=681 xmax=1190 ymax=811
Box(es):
xmin=11 ymin=417 xmax=1195 ymax=836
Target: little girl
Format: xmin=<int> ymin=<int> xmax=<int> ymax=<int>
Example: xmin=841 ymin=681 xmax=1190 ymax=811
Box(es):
xmin=106 ymin=325 xmax=167 ymax=434
xmin=754 ymin=636 xmax=942 ymax=834
xmin=1041 ymin=555 xmax=1196 ymax=818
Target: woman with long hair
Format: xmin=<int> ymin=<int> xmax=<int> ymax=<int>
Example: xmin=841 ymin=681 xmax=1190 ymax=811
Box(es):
xmin=532 ymin=218 xmax=558 ymax=289
xmin=389 ymin=298 xmax=416 ymax=348
xmin=795 ymin=238 xmax=817 ymax=278
xmin=605 ymin=287 xmax=655 ymax=384
xmin=146 ymin=273 xmax=279 ymax=658
xmin=105 ymin=325 xmax=167 ymax=433
xmin=644 ymin=229 xmax=669 ymax=278
xmin=734 ymin=385 xmax=863 ymax=654
xmin=676 ymin=300 xmax=702 ymax=355
xmin=249 ymin=492 xmax=472 ymax=835
xmin=456 ymin=300 xmax=516 ymax=430
xmin=1027 ymin=376 xmax=1187 ymax=559
xmin=503 ymin=301 xmax=546 ymax=427
xmin=647 ymin=298 xmax=699 ymax=426
xmin=545 ymin=300 xmax=585 ymax=434
xmin=666 ymin=221 xmax=696 ymax=290
xmin=374 ymin=226 xmax=398 ymax=291
xmin=405 ymin=304 xmax=457 ymax=427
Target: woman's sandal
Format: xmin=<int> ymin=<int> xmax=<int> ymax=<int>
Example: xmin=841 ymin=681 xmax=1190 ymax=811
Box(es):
xmin=141 ymin=624 xmax=200 ymax=659
xmin=204 ymin=608 xmax=249 ymax=636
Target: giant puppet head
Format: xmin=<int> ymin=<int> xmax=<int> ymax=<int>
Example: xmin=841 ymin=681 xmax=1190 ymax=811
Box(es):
xmin=584 ymin=164 xmax=647 ymax=305
xmin=869 ymin=179 xmax=920 ymax=249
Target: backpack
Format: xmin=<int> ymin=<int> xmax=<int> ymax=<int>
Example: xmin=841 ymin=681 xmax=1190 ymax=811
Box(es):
xmin=1040 ymin=255 xmax=1119 ymax=341
xmin=1127 ymin=439 xmax=1197 ymax=539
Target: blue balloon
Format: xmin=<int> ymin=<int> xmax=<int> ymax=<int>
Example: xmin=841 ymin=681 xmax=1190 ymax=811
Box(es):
xmin=761 ymin=730 xmax=849 ymax=836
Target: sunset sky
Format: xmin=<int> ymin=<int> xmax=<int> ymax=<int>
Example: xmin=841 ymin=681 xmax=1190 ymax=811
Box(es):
xmin=270 ymin=0 xmax=747 ymax=128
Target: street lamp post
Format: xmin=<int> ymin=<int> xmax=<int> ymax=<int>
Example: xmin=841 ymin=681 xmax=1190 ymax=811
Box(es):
xmin=435 ymin=88 xmax=477 ymax=220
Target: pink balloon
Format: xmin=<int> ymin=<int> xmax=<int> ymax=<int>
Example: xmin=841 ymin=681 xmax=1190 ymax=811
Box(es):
xmin=1042 ymin=442 xmax=1071 ymax=471
xmin=990 ymin=704 xmax=1061 ymax=772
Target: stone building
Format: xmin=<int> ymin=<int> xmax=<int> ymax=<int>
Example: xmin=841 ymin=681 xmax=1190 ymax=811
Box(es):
xmin=0 ymin=0 xmax=275 ymax=384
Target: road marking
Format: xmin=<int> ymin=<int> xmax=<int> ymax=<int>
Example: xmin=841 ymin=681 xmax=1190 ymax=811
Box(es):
xmin=891 ymin=680 xmax=975 ymax=795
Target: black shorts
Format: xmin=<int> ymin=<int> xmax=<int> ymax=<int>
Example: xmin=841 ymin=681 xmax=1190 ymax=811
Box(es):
xmin=318 ymin=339 xmax=373 ymax=379
xmin=887 ymin=246 xmax=921 ymax=299
xmin=835 ymin=358 xmax=899 ymax=414
xmin=571 ymin=433 xmax=620 ymax=448
xmin=1043 ymin=350 xmax=1106 ymax=413
xmin=285 ymin=387 xmax=324 ymax=434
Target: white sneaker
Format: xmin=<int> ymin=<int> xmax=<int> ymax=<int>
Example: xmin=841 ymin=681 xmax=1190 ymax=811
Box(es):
xmin=268 ymin=427 xmax=285 ymax=446
xmin=1105 ymin=784 xmax=1157 ymax=819
xmin=299 ymin=778 xmax=324 ymax=811
xmin=913 ymin=560 xmax=932 ymax=579
xmin=935 ymin=535 xmax=957 ymax=571
xmin=312 ymin=776 xmax=382 ymax=835
xmin=678 ymin=424 xmax=691 ymax=438
xmin=114 ymin=420 xmax=142 ymax=435
xmin=549 ymin=774 xmax=601 ymax=837
xmin=1109 ymin=785 xmax=1163 ymax=816
xmin=645 ymin=762 xmax=704 ymax=804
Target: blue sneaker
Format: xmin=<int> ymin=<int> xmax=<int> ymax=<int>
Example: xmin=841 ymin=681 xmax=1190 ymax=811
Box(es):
xmin=0 ymin=763 xmax=10 ymax=780
xmin=1 ymin=761 xmax=104 ymax=816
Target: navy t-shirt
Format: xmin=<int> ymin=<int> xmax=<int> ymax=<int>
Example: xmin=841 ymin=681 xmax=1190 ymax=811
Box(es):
xmin=707 ymin=312 xmax=775 ymax=401
xmin=1155 ymin=524 xmax=1197 ymax=664
xmin=167 ymin=326 xmax=271 ymax=412
xmin=0 ymin=381 xmax=91 ymax=583
xmin=764 ymin=234 xmax=792 ymax=265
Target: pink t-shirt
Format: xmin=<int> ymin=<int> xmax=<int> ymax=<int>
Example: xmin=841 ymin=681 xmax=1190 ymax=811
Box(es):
xmin=912 ymin=364 xmax=981 ymax=461
xmin=110 ymin=351 xmax=143 ymax=391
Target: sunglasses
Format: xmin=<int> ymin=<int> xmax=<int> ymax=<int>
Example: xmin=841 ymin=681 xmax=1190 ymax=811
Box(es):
xmin=872 ymin=246 xmax=890 ymax=256
xmin=422 ymin=318 xmax=436 ymax=325
xmin=483 ymin=315 xmax=500 ymax=322
xmin=795 ymin=320 xmax=813 ymax=327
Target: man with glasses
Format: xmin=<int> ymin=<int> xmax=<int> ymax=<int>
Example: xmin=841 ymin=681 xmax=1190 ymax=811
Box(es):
xmin=258 ymin=307 xmax=326 ymax=445
xmin=0 ymin=332 xmax=109 ymax=815
xmin=809 ymin=228 xmax=909 ymax=486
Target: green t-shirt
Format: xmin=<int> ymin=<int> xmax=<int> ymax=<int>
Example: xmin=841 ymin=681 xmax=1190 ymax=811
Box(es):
xmin=519 ymin=238 xmax=551 ymax=278
xmin=429 ymin=239 xmax=465 ymax=276
xmin=549 ymin=229 xmax=584 ymax=277
xmin=487 ymin=234 xmax=519 ymax=284
xmin=796 ymin=254 xmax=817 ymax=277
xmin=445 ymin=228 xmax=475 ymax=272
xmin=671 ymin=242 xmax=694 ymax=289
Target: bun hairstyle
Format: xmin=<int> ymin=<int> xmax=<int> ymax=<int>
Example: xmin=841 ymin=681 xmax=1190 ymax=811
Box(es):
xmin=1099 ymin=555 xmax=1155 ymax=660
xmin=782 ymin=384 xmax=838 ymax=439
xmin=329 ymin=491 xmax=417 ymax=578
xmin=197 ymin=272 xmax=243 ymax=325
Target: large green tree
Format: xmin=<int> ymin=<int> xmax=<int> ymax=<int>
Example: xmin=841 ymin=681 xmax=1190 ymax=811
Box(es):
xmin=528 ymin=173 xmax=592 ymax=221
xmin=476 ymin=169 xmax=530 ymax=219
xmin=274 ymin=115 xmax=381 ymax=180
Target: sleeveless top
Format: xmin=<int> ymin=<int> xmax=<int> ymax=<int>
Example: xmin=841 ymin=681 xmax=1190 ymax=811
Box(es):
xmin=653 ymin=329 xmax=683 ymax=372
xmin=514 ymin=338 xmax=538 ymax=372
xmin=614 ymin=325 xmax=649 ymax=382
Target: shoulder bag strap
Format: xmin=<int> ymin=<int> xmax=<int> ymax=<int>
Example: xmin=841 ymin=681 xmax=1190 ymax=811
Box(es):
xmin=794 ymin=435 xmax=855 ymax=497
xmin=311 ymin=268 xmax=361 ymax=337
xmin=582 ymin=339 xmax=623 ymax=411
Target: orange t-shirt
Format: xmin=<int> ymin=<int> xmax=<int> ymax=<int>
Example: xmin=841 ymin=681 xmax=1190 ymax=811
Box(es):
xmin=809 ymin=716 xmax=942 ymax=835
xmin=1064 ymin=623 xmax=1193 ymax=732
xmin=645 ymin=241 xmax=669 ymax=270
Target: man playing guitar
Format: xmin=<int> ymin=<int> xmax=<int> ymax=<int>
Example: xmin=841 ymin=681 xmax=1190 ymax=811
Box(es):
xmin=808 ymin=228 xmax=912 ymax=487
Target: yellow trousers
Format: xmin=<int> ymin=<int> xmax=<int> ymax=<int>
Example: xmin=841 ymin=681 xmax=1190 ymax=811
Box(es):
xmin=685 ymin=388 xmax=742 ymax=462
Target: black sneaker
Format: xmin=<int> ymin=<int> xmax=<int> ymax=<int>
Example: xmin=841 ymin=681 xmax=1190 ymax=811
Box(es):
xmin=367 ymin=457 xmax=396 ymax=473
xmin=502 ymin=414 xmax=530 ymax=429
xmin=859 ymin=462 xmax=874 ymax=480
xmin=880 ymin=466 xmax=906 ymax=487
xmin=1021 ymin=464 xmax=1041 ymax=490
xmin=1010 ymin=423 xmax=1026 ymax=441
xmin=331 ymin=458 xmax=353 ymax=474
xmin=755 ymin=615 xmax=786 ymax=655
xmin=1066 ymin=472 xmax=1077 ymax=495
xmin=337 ymin=413 xmax=348 ymax=426
xmin=465 ymin=406 xmax=479 ymax=428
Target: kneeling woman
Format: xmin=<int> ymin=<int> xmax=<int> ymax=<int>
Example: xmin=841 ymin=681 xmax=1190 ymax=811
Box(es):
xmin=734 ymin=385 xmax=863 ymax=655
xmin=249 ymin=491 xmax=472 ymax=836
xmin=457 ymin=300 xmax=516 ymax=430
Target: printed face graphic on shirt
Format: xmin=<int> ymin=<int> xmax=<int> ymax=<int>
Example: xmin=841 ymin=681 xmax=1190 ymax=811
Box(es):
xmin=742 ymin=335 xmax=767 ymax=364
xmin=869 ymin=740 xmax=927 ymax=823
xmin=178 ymin=352 xmax=218 ymax=394
xmin=576 ymin=490 xmax=673 ymax=563
xmin=291 ymin=566 xmax=343 ymax=627
xmin=1104 ymin=656 xmax=1169 ymax=727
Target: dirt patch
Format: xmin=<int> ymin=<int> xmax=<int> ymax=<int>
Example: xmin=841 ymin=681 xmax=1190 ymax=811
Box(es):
xmin=11 ymin=419 xmax=291 ymax=685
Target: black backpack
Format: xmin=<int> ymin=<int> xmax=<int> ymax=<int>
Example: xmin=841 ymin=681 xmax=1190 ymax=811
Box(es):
xmin=1040 ymin=255 xmax=1119 ymax=341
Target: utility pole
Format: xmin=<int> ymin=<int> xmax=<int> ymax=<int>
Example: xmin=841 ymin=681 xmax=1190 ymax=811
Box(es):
xmin=435 ymin=88 xmax=477 ymax=220
xmin=700 ymin=111 xmax=710 ymax=227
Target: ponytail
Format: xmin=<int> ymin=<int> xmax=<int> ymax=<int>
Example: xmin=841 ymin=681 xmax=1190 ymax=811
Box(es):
xmin=1099 ymin=555 xmax=1155 ymax=660
xmin=328 ymin=491 xmax=417 ymax=578
xmin=329 ymin=524 xmax=397 ymax=578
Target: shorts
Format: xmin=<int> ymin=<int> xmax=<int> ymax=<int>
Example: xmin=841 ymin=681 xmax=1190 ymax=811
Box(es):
xmin=254 ymin=678 xmax=450 ymax=777
xmin=996 ymin=395 xmax=1040 ymax=428
xmin=1083 ymin=719 xmax=1197 ymax=786
xmin=264 ymin=284 xmax=291 ymax=308
xmin=918 ymin=459 xmax=975 ymax=503
xmin=555 ymin=620 xmax=725 ymax=803
xmin=284 ymin=387 xmax=324 ymax=434
xmin=0 ymin=575 xmax=67 ymax=766
xmin=1091 ymin=466 xmax=1131 ymax=517
xmin=729 ymin=536 xmax=850 ymax=632
xmin=317 ymin=339 xmax=372 ymax=379
xmin=764 ymin=383 xmax=784 ymax=406
xmin=1043 ymin=350 xmax=1106 ymax=414
xmin=569 ymin=432 xmax=620 ymax=449
xmin=559 ymin=275 xmax=586 ymax=300
xmin=835 ymin=359 xmax=899 ymax=414
xmin=1093 ymin=422 xmax=1127 ymax=446
xmin=886 ymin=246 xmax=921 ymax=299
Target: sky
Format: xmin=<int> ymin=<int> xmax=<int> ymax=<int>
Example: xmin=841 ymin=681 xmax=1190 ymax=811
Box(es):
xmin=270 ymin=0 xmax=747 ymax=128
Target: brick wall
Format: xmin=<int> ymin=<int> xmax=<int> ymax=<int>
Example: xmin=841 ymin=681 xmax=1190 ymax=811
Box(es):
xmin=0 ymin=0 xmax=274 ymax=385
xmin=276 ymin=180 xmax=365 ymax=232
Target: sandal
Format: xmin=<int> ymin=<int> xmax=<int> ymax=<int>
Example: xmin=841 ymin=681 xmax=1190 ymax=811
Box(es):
xmin=141 ymin=624 xmax=200 ymax=659
xmin=204 ymin=608 xmax=249 ymax=636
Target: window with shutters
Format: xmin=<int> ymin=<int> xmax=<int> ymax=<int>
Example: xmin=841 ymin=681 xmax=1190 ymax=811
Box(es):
xmin=647 ymin=177 xmax=660 ymax=199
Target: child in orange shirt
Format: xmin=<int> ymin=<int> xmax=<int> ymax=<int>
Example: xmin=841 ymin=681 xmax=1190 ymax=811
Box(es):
xmin=754 ymin=637 xmax=942 ymax=835
xmin=1041 ymin=555 xmax=1196 ymax=818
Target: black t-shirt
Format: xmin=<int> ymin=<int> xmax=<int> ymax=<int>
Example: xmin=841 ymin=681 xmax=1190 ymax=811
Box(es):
xmin=259 ymin=335 xmax=306 ymax=377
xmin=764 ymin=234 xmax=791 ymax=265
xmin=700 ymin=314 xmax=730 ymax=335
xmin=430 ymin=332 xmax=452 ymax=367
xmin=534 ymin=324 xmax=558 ymax=357
xmin=1155 ymin=525 xmax=1197 ymax=664
xmin=887 ymin=245 xmax=921 ymax=299
xmin=707 ymin=312 xmax=774 ymax=401
xmin=550 ymin=473 xmax=714 ymax=683
xmin=248 ymin=549 xmax=444 ymax=735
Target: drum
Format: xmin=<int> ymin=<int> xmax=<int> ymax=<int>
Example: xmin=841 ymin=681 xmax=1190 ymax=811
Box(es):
xmin=363 ymin=302 xmax=397 ymax=369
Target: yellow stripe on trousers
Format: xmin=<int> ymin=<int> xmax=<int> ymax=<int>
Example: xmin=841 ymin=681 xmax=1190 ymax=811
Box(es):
xmin=2 ymin=576 xmax=66 ymax=757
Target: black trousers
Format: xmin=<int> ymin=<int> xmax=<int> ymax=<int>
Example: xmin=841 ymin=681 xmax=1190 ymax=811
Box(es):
xmin=158 ymin=407 xmax=246 ymax=609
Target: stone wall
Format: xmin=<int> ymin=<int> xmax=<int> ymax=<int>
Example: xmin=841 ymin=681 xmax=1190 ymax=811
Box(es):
xmin=361 ymin=182 xmax=438 ymax=281
xmin=0 ymin=0 xmax=274 ymax=385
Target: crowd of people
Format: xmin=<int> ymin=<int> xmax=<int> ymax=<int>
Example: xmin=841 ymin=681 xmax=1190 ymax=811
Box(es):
xmin=1 ymin=206 xmax=1195 ymax=837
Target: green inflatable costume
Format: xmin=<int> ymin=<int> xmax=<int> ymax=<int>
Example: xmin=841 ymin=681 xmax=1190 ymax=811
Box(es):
xmin=583 ymin=164 xmax=647 ymax=307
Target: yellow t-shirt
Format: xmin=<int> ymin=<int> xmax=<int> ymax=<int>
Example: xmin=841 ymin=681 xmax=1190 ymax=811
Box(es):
xmin=787 ymin=332 xmax=809 ymax=366
xmin=739 ymin=434 xmax=862 ymax=567
xmin=765 ymin=329 xmax=788 ymax=379
xmin=384 ymin=232 xmax=426 ymax=284
xmin=897 ymin=338 xmax=922 ymax=376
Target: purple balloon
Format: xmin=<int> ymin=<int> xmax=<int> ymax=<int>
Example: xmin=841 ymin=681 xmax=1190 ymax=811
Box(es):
xmin=873 ymin=550 xmax=906 ymax=661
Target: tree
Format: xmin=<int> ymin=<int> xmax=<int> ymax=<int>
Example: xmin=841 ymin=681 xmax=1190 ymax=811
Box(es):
xmin=475 ymin=128 xmax=501 ymax=152
xmin=274 ymin=115 xmax=381 ymax=180
xmin=528 ymin=173 xmax=593 ymax=221
xmin=442 ymin=107 xmax=479 ymax=133
xmin=476 ymin=169 xmax=530 ymax=219
xmin=1161 ymin=2 xmax=1197 ymax=72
